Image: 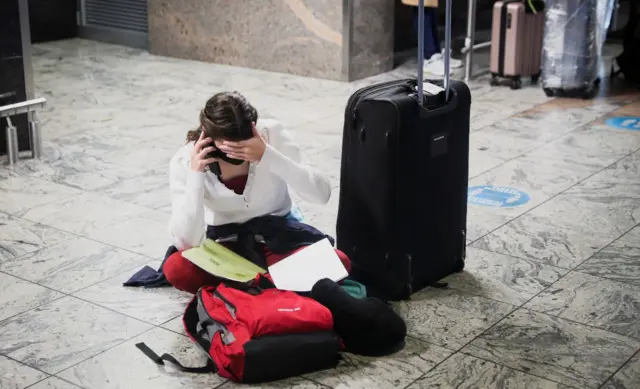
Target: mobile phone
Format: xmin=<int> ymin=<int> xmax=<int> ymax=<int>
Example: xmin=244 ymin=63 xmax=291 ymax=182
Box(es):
xmin=205 ymin=150 xmax=222 ymax=176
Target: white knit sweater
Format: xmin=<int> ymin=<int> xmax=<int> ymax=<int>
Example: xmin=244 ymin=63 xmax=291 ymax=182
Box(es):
xmin=168 ymin=119 xmax=331 ymax=250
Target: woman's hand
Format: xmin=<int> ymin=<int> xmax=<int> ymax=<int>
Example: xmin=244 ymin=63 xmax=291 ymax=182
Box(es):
xmin=190 ymin=131 xmax=217 ymax=172
xmin=218 ymin=123 xmax=267 ymax=162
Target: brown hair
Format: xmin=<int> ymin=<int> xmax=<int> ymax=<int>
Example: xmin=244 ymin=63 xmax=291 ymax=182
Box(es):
xmin=186 ymin=91 xmax=258 ymax=143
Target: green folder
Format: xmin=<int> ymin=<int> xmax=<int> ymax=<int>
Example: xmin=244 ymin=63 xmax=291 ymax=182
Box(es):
xmin=181 ymin=239 xmax=266 ymax=283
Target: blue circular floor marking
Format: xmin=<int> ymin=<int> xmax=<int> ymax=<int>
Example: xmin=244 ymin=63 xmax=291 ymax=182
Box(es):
xmin=605 ymin=116 xmax=640 ymax=131
xmin=468 ymin=186 xmax=530 ymax=208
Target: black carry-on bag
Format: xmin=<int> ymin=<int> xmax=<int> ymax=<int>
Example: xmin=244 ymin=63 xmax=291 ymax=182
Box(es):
xmin=336 ymin=0 xmax=471 ymax=301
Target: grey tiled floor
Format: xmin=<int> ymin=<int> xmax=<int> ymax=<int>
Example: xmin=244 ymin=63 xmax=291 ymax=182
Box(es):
xmin=1 ymin=39 xmax=639 ymax=389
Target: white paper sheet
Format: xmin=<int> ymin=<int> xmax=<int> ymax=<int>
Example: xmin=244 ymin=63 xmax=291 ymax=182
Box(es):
xmin=267 ymin=238 xmax=348 ymax=292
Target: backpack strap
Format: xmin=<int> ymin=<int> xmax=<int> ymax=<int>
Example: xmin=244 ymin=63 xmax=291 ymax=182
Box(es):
xmin=135 ymin=342 xmax=216 ymax=374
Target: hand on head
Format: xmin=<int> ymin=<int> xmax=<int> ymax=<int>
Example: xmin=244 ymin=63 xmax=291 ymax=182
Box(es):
xmin=217 ymin=123 xmax=266 ymax=163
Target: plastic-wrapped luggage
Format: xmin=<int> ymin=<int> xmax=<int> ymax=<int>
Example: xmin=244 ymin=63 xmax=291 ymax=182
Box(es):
xmin=541 ymin=0 xmax=601 ymax=98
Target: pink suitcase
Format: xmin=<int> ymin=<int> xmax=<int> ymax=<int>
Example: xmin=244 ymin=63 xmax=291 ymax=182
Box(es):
xmin=489 ymin=0 xmax=545 ymax=89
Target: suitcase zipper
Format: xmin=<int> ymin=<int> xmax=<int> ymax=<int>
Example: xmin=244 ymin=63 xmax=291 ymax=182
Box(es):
xmin=345 ymin=80 xmax=409 ymax=126
xmin=211 ymin=290 xmax=237 ymax=319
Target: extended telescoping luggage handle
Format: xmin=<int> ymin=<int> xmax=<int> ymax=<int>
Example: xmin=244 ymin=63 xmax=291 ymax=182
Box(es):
xmin=416 ymin=0 xmax=453 ymax=105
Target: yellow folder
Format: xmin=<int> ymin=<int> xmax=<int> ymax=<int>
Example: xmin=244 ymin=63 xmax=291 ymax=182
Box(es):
xmin=182 ymin=239 xmax=267 ymax=283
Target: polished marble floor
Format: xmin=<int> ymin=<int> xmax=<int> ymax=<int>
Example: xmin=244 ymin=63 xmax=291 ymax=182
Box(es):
xmin=1 ymin=39 xmax=639 ymax=389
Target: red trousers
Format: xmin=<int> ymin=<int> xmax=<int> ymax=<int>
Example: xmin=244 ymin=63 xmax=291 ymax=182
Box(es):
xmin=164 ymin=245 xmax=351 ymax=294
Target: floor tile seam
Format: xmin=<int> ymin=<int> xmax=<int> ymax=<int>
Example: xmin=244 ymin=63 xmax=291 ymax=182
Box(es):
xmin=60 ymin=232 xmax=172 ymax=295
xmin=443 ymin=283 xmax=555 ymax=311
xmin=156 ymin=326 xmax=187 ymax=339
xmin=0 ymin=270 xmax=70 ymax=326
xmin=444 ymin=262 xmax=638 ymax=389
xmin=467 ymin=93 xmax=588 ymax=135
xmin=596 ymin=348 xmax=640 ymax=389
xmin=571 ymin=268 xmax=640 ymax=288
xmin=79 ymin=223 xmax=168 ymax=258
xmin=68 ymin=290 xmax=173 ymax=328
xmin=51 ymin=325 xmax=157 ymax=377
xmin=402 ymin=334 xmax=457 ymax=349
xmin=475 ymin=243 xmax=634 ymax=333
xmin=299 ymin=376 xmax=338 ymax=389
xmin=467 ymin=156 xmax=511 ymax=179
xmin=157 ymin=315 xmax=182 ymax=328
xmin=0 ymin=273 xmax=163 ymax=333
xmin=518 ymin=290 xmax=640 ymax=341
xmin=0 ymin=170 xmax=88 ymax=200
xmin=17 ymin=145 xmax=130 ymax=178
xmin=470 ymin=227 xmax=640 ymax=291
xmin=467 ymin=146 xmax=640 ymax=246
xmin=60 ymin=257 xmax=159 ymax=295
xmin=0 ymin=352 xmax=52 ymax=383
xmin=18 ymin=146 xmax=164 ymax=190
xmin=466 ymin=128 xmax=584 ymax=180
xmin=611 ymin=93 xmax=640 ymax=107
xmin=465 ymin=253 xmax=640 ymax=343
xmin=455 ymin=349 xmax=584 ymax=389
xmin=0 ymin=222 xmax=77 ymax=259
xmin=448 ymin=303 xmax=609 ymax=389
xmin=394 ymin=349 xmax=460 ymax=389
xmin=287 ymin=112 xmax=347 ymax=131
xmin=467 ymin=101 xmax=635 ymax=176
xmin=88 ymin=187 xmax=173 ymax=212
xmin=1 ymin=190 xmax=88 ymax=219
xmin=77 ymin=188 xmax=173 ymax=235
xmin=464 ymin=245 xmax=572 ymax=271
xmin=6 ymin=212 xmax=163 ymax=262
xmin=569 ymin=222 xmax=640 ymax=272
xmin=464 ymin=215 xmax=640 ymax=334
xmin=468 ymin=246 xmax=571 ymax=273
xmin=306 ymin=333 xmax=459 ymax=389
xmin=400 ymin=305 xmax=522 ymax=389
xmin=1 ymin=242 xmax=158 ymax=297
xmin=88 ymin=165 xmax=167 ymax=193
xmin=211 ymin=380 xmax=230 ymax=389
xmin=410 ymin=237 xmax=566 ymax=378
xmin=24 ymin=375 xmax=82 ymax=389
xmin=490 ymin=221 xmax=640 ymax=320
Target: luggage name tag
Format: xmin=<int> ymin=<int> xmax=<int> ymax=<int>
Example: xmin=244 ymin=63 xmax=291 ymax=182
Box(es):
xmin=413 ymin=82 xmax=444 ymax=96
xmin=416 ymin=82 xmax=446 ymax=108
xmin=422 ymin=82 xmax=444 ymax=96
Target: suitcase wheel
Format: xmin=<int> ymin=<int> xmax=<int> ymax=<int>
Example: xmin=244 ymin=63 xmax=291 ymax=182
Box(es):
xmin=581 ymin=84 xmax=599 ymax=100
xmin=509 ymin=78 xmax=522 ymax=90
xmin=489 ymin=75 xmax=499 ymax=87
xmin=400 ymin=284 xmax=412 ymax=300
xmin=543 ymin=80 xmax=599 ymax=99
xmin=453 ymin=258 xmax=465 ymax=273
xmin=531 ymin=72 xmax=541 ymax=84
xmin=543 ymin=87 xmax=556 ymax=97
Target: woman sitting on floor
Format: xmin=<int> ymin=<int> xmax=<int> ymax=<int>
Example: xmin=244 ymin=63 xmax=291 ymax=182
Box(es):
xmin=162 ymin=91 xmax=350 ymax=294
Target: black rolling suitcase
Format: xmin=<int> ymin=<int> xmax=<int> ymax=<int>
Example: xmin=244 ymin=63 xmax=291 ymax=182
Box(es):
xmin=336 ymin=0 xmax=471 ymax=301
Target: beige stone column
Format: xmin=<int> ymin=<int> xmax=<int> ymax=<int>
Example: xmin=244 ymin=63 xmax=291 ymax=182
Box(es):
xmin=148 ymin=0 xmax=394 ymax=81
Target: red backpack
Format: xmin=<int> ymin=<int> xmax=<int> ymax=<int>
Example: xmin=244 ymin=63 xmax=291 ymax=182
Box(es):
xmin=137 ymin=278 xmax=341 ymax=383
